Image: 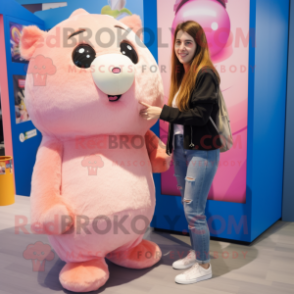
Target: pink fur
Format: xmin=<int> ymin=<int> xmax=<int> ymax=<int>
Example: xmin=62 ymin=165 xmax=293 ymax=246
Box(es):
xmin=106 ymin=239 xmax=162 ymax=269
xmin=19 ymin=14 xmax=164 ymax=137
xmin=120 ymin=15 xmax=143 ymax=41
xmin=19 ymin=26 xmax=46 ymax=60
xmin=59 ymin=258 xmax=109 ymax=292
xmin=22 ymin=9 xmax=170 ymax=292
xmin=145 ymin=130 xmax=172 ymax=173
xmin=69 ymin=8 xmax=90 ymax=18
xmin=29 ymin=138 xmax=75 ymax=235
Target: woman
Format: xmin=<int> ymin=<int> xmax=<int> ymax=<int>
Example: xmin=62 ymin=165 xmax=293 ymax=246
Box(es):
xmin=139 ymin=20 xmax=222 ymax=284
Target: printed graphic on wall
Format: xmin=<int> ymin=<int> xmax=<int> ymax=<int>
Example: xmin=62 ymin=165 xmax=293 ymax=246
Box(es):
xmin=0 ymin=162 xmax=5 ymax=175
xmin=158 ymin=0 xmax=249 ymax=203
xmin=10 ymin=22 xmax=28 ymax=63
xmin=13 ymin=75 xmax=30 ymax=124
xmin=0 ymin=88 xmax=4 ymax=147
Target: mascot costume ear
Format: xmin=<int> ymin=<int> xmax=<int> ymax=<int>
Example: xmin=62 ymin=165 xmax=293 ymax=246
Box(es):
xmin=19 ymin=25 xmax=47 ymax=60
xmin=19 ymin=8 xmax=171 ymax=293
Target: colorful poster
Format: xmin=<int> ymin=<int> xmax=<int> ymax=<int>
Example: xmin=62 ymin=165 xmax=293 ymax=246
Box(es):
xmin=13 ymin=75 xmax=30 ymax=124
xmin=0 ymin=162 xmax=5 ymax=175
xmin=10 ymin=22 xmax=28 ymax=64
xmin=158 ymin=0 xmax=249 ymax=203
xmin=0 ymin=88 xmax=4 ymax=146
xmin=6 ymin=159 xmax=13 ymax=174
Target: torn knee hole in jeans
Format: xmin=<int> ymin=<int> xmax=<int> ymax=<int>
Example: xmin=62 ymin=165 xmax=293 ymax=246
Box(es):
xmin=185 ymin=176 xmax=195 ymax=182
xmin=183 ymin=199 xmax=192 ymax=204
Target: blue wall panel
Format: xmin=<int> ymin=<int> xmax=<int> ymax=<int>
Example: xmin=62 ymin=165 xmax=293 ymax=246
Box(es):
xmin=282 ymin=0 xmax=294 ymax=222
xmin=16 ymin=0 xmax=143 ymax=30
xmin=0 ymin=0 xmax=45 ymax=196
xmin=251 ymin=0 xmax=289 ymax=240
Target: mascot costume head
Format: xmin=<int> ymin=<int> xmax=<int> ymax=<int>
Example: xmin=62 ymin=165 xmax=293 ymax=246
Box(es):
xmin=20 ymin=9 xmax=171 ymax=292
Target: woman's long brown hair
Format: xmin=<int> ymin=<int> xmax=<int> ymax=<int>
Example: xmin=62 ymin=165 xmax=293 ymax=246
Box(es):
xmin=168 ymin=21 xmax=221 ymax=111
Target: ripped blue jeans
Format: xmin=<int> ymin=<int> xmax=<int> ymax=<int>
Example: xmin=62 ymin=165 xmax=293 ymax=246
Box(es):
xmin=173 ymin=134 xmax=220 ymax=264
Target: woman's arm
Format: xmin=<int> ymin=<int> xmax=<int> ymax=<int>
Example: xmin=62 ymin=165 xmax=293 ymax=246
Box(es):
xmin=159 ymin=71 xmax=218 ymax=126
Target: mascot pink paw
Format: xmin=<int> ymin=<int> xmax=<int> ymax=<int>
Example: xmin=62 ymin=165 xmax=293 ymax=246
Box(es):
xmin=39 ymin=203 xmax=74 ymax=235
xmin=106 ymin=239 xmax=162 ymax=269
xmin=145 ymin=130 xmax=172 ymax=173
xmin=59 ymin=258 xmax=109 ymax=292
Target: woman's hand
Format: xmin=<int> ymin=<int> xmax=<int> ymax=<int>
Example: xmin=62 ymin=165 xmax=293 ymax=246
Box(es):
xmin=139 ymin=101 xmax=162 ymax=120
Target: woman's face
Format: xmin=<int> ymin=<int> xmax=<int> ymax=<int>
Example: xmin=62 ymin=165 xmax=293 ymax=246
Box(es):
xmin=174 ymin=30 xmax=197 ymax=65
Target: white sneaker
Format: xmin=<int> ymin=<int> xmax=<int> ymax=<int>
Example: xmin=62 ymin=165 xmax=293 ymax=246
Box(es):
xmin=172 ymin=249 xmax=197 ymax=270
xmin=175 ymin=262 xmax=212 ymax=284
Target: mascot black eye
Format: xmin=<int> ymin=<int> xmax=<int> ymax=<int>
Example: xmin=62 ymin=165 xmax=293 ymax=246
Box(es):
xmin=120 ymin=41 xmax=138 ymax=64
xmin=72 ymin=44 xmax=96 ymax=68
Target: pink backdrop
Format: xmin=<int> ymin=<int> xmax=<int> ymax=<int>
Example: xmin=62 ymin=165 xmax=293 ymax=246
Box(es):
xmin=158 ymin=0 xmax=250 ymax=203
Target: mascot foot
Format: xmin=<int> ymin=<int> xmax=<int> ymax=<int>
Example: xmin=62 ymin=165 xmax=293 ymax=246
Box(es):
xmin=59 ymin=258 xmax=109 ymax=292
xmin=106 ymin=239 xmax=162 ymax=269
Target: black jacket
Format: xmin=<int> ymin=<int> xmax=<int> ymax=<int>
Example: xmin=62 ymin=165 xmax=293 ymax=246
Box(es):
xmin=159 ymin=67 xmax=222 ymax=155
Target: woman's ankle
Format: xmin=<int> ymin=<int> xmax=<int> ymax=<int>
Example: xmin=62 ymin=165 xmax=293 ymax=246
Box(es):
xmin=200 ymin=263 xmax=210 ymax=269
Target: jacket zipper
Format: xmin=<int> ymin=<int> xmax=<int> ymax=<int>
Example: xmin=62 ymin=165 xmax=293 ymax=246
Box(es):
xmin=189 ymin=126 xmax=195 ymax=148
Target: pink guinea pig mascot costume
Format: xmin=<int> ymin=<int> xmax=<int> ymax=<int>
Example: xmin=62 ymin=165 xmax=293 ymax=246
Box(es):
xmin=20 ymin=9 xmax=171 ymax=292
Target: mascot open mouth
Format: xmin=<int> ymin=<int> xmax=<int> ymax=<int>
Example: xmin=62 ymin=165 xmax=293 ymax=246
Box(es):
xmin=108 ymin=94 xmax=122 ymax=102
